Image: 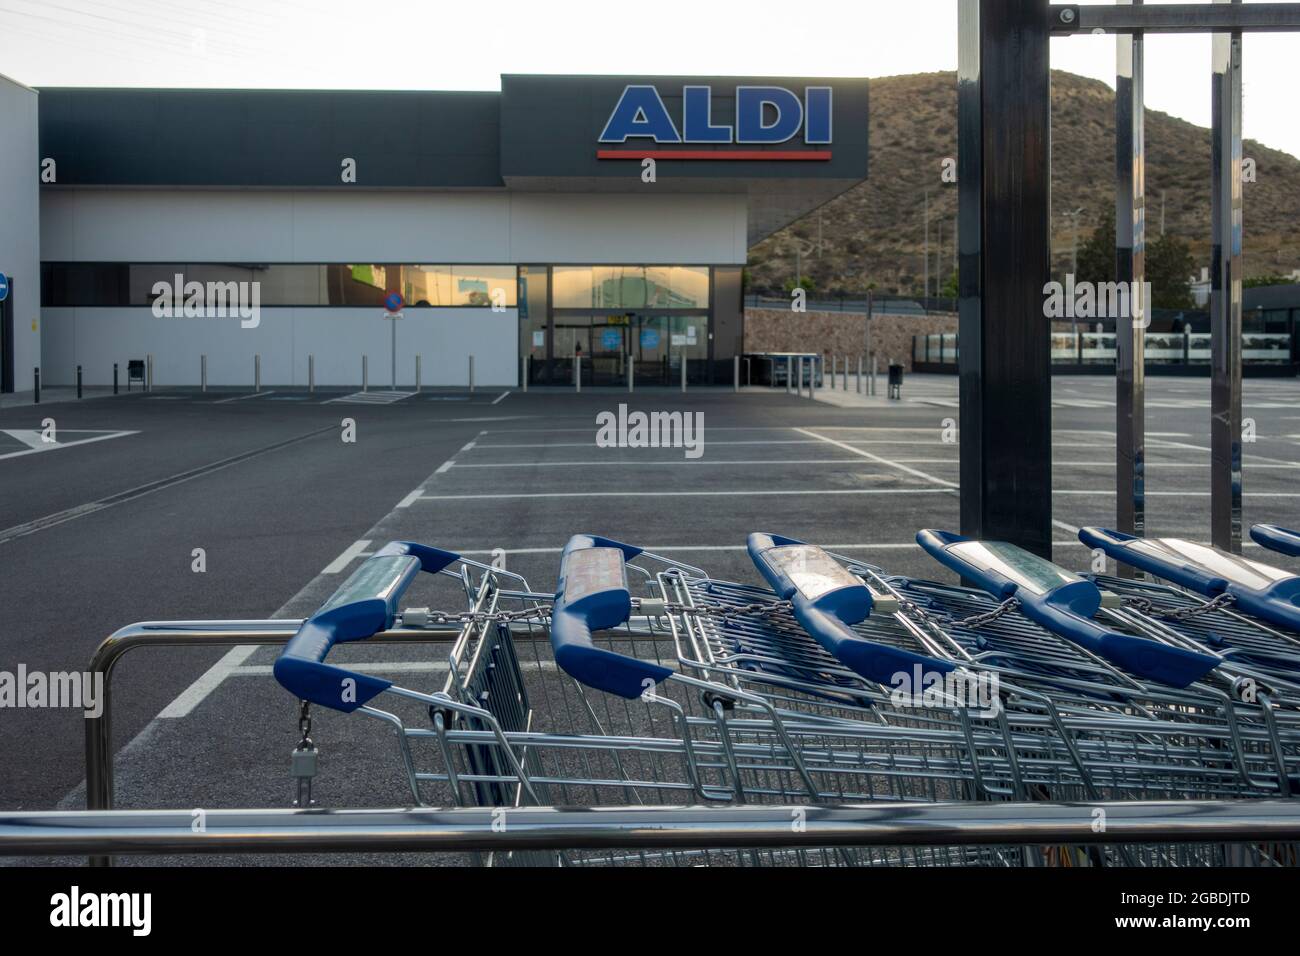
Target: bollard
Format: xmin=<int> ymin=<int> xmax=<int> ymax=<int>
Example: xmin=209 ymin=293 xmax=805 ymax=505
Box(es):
xmin=733 ymin=355 xmax=739 ymax=392
xmin=254 ymin=354 xmax=261 ymax=393
xmin=415 ymin=354 xmax=421 ymax=393
xmin=33 ymin=367 xmax=39 ymax=404
xmin=200 ymin=354 xmax=207 ymax=393
xmin=146 ymin=354 xmax=153 ymax=392
xmin=77 ymin=365 xmax=82 ymax=400
xmin=786 ymin=356 xmax=793 ymax=394
xmin=522 ymin=354 xmax=529 ymax=393
xmin=681 ymin=357 xmax=687 ymax=393
xmin=627 ymin=353 xmax=634 ymax=393
xmin=113 ymin=363 xmax=118 ymax=396
xmin=362 ymin=355 xmax=368 ymax=392
xmin=308 ymin=354 xmax=315 ymax=394
xmin=857 ymin=355 xmax=863 ymax=394
xmin=797 ymin=357 xmax=805 ymax=398
xmin=841 ymin=358 xmax=848 ymax=392
xmin=574 ymin=355 xmax=581 ymax=393
xmin=871 ymin=355 xmax=878 ymax=397
xmin=468 ymin=355 xmax=475 ymax=393
xmin=832 ymin=355 xmax=838 ymax=388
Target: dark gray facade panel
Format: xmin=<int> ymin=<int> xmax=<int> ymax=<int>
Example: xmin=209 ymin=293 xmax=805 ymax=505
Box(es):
xmin=499 ymin=75 xmax=868 ymax=182
xmin=37 ymin=89 xmax=503 ymax=188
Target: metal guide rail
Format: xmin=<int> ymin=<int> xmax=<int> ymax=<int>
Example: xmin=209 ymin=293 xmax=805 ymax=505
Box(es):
xmin=243 ymin=529 xmax=1300 ymax=867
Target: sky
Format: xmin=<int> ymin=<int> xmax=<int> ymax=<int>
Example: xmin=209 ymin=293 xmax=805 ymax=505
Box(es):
xmin=1 ymin=0 xmax=1297 ymax=159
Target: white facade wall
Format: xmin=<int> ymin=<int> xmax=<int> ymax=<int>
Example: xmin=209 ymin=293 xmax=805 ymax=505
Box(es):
xmin=39 ymin=190 xmax=748 ymax=387
xmin=0 ymin=75 xmax=40 ymax=393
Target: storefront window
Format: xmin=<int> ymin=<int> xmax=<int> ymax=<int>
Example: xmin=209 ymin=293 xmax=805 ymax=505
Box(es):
xmin=41 ymin=263 xmax=519 ymax=308
xmin=551 ymin=265 xmax=710 ymax=310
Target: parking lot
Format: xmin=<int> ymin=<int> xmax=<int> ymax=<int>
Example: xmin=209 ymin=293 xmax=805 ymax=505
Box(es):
xmin=4 ymin=373 xmax=1300 ymax=863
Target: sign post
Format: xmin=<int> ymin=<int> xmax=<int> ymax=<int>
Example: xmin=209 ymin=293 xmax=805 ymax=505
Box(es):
xmin=384 ymin=291 xmax=404 ymax=388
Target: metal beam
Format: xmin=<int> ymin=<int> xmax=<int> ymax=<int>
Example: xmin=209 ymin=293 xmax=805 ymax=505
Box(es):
xmin=1115 ymin=0 xmax=1146 ymax=575
xmin=1050 ymin=3 xmax=1300 ymax=34
xmin=958 ymin=0 xmax=1053 ymax=558
xmin=2 ymin=800 xmax=1299 ymax=857
xmin=1210 ymin=0 xmax=1244 ymax=552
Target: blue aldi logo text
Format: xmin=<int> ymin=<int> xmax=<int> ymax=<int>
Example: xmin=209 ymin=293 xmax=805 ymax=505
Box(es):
xmin=597 ymin=85 xmax=832 ymax=161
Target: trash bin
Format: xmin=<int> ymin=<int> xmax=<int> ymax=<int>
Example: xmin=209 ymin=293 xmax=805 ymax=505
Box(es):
xmin=887 ymin=363 xmax=904 ymax=400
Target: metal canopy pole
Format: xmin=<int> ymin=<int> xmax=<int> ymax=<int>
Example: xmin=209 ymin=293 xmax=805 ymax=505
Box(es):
xmin=1210 ymin=0 xmax=1244 ymax=552
xmin=1115 ymin=0 xmax=1146 ymax=575
xmin=1050 ymin=3 xmax=1300 ymax=33
xmin=958 ymin=0 xmax=1054 ymax=558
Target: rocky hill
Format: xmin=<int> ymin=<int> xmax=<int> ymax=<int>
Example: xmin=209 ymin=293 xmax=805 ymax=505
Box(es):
xmin=746 ymin=70 xmax=1300 ymax=296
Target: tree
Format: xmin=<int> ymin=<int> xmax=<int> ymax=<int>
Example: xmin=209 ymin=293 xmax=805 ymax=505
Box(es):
xmin=1074 ymin=209 xmax=1116 ymax=285
xmin=1145 ymin=232 xmax=1195 ymax=309
xmin=1075 ymin=209 xmax=1194 ymax=310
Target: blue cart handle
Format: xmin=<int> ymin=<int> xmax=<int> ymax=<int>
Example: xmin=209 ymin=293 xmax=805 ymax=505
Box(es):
xmin=1251 ymin=524 xmax=1300 ymax=558
xmin=920 ymin=529 xmax=1219 ymax=688
xmin=1081 ymin=525 xmax=1300 ymax=634
xmin=550 ymin=534 xmax=672 ymax=699
xmin=748 ymin=532 xmax=957 ymax=685
xmin=273 ymin=541 xmax=460 ymax=712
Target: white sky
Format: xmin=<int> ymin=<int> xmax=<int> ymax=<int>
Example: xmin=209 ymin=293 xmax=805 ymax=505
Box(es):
xmin=1 ymin=0 xmax=1297 ymax=158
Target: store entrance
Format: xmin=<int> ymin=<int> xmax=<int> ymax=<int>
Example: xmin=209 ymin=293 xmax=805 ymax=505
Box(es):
xmin=552 ymin=312 xmax=709 ymax=386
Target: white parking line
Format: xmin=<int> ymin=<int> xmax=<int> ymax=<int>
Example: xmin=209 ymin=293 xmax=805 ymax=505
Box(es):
xmin=446 ymin=458 xmax=879 ymax=469
xmin=472 ymin=439 xmax=826 ymax=449
xmin=415 ymin=488 xmax=954 ymax=501
xmin=321 ymin=538 xmax=373 ymax=574
xmin=795 ymin=427 xmax=958 ymax=488
xmin=156 ymin=646 xmax=261 ymax=718
xmin=214 ymin=391 xmax=275 ymax=404
xmin=491 ymin=391 xmax=509 ymax=405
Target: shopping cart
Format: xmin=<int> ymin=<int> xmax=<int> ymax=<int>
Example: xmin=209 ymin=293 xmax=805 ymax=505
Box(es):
xmin=270 ymin=535 xmax=1298 ymax=867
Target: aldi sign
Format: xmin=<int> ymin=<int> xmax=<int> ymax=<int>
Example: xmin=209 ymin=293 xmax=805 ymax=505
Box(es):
xmin=597 ymin=85 xmax=832 ymax=160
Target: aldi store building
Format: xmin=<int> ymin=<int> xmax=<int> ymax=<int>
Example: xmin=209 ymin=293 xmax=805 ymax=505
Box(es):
xmin=26 ymin=75 xmax=868 ymax=389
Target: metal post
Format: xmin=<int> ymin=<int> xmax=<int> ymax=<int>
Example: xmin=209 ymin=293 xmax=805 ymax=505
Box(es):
xmin=308 ymin=354 xmax=315 ymax=394
xmin=522 ymin=354 xmax=528 ymax=393
xmin=733 ymin=355 xmax=739 ymax=392
xmin=146 ymin=353 xmax=153 ymax=392
xmin=79 ymin=619 xmax=464 ymax=866
xmin=574 ymin=354 xmax=580 ymax=393
xmin=415 ymin=354 xmax=421 ymax=393
xmin=1115 ymin=0 xmax=1147 ymax=576
xmin=76 ymin=365 xmax=82 ymax=400
xmin=786 ymin=356 xmax=793 ymax=394
xmin=33 ymin=367 xmax=39 ymax=404
xmin=113 ymin=363 xmax=118 ymax=396
xmin=362 ymin=355 xmax=368 ymax=393
xmin=9 ymin=800 xmax=1300 ymax=862
xmin=871 ymin=354 xmax=878 ymax=396
xmin=628 ymin=353 xmax=634 ymax=393
xmin=1210 ymin=0 xmax=1244 ymax=552
xmin=201 ymin=354 xmax=207 ymax=392
xmin=468 ymin=355 xmax=475 ymax=393
xmin=681 ymin=355 xmax=687 ymax=393
xmin=857 ymin=355 xmax=863 ymax=394
xmin=254 ymin=354 xmax=261 ymax=393
xmin=958 ymin=0 xmax=1054 ymax=558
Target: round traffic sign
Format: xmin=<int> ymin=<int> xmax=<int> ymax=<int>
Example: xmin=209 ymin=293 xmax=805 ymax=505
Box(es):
xmin=0 ymin=273 xmax=9 ymax=303
xmin=384 ymin=290 xmax=404 ymax=313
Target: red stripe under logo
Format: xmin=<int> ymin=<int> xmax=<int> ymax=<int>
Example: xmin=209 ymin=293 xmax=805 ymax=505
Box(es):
xmin=596 ymin=149 xmax=832 ymax=161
